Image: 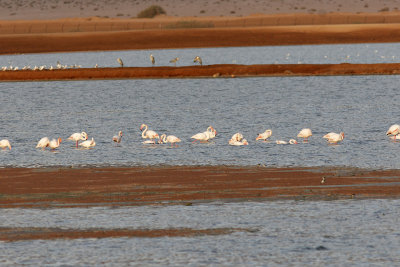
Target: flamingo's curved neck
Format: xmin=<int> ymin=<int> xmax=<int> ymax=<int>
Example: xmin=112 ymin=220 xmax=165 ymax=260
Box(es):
xmin=162 ymin=134 xmax=167 ymax=143
xmin=141 ymin=125 xmax=148 ymax=138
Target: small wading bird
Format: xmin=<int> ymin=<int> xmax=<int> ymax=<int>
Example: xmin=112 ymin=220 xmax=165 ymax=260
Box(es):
xmin=36 ymin=137 xmax=50 ymax=150
xmin=169 ymin=57 xmax=179 ymax=66
xmin=67 ymin=132 xmax=88 ymax=148
xmin=297 ymin=128 xmax=312 ymax=142
xmin=140 ymin=124 xmax=159 ymax=142
xmin=159 ymin=134 xmax=181 ymax=147
xmin=193 ymin=56 xmax=202 ymax=66
xmin=113 ymin=131 xmax=123 ymax=143
xmin=150 ymin=54 xmax=155 ymax=66
xmin=49 ymin=138 xmax=62 ymax=150
xmin=0 ymin=139 xmax=11 ymax=150
xmin=256 ymin=129 xmax=272 ymax=141
xmin=117 ymin=58 xmax=124 ymax=67
xmin=323 ymin=132 xmax=344 ymax=144
xmin=79 ymin=137 xmax=96 ymax=148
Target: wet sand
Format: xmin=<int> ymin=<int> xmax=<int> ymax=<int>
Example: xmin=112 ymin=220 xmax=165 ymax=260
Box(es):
xmin=2 ymin=23 xmax=400 ymax=55
xmin=2 ymin=63 xmax=400 ymax=81
xmin=1 ymin=166 xmax=400 ymax=209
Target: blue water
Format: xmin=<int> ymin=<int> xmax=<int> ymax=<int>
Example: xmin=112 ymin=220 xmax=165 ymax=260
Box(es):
xmin=0 ymin=74 xmax=399 ymax=168
xmin=1 ymin=199 xmax=400 ymax=266
xmin=1 ymin=43 xmax=400 ymax=69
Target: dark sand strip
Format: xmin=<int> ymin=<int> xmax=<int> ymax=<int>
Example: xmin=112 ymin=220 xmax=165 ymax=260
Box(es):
xmin=1 ymin=63 xmax=400 ymax=81
xmin=1 ymin=166 xmax=400 ymax=208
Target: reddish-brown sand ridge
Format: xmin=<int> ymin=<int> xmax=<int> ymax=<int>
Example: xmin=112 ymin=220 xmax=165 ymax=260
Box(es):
xmin=1 ymin=63 xmax=400 ymax=81
xmin=0 ymin=227 xmax=249 ymax=242
xmin=1 ymin=23 xmax=400 ymax=54
xmin=1 ymin=166 xmax=400 ymax=208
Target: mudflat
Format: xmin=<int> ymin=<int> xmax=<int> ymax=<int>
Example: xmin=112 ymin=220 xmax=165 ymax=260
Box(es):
xmin=1 ymin=166 xmax=399 ymax=209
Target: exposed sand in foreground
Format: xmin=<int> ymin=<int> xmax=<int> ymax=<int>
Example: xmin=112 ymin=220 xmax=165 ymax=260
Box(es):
xmin=1 ymin=63 xmax=400 ymax=81
xmin=1 ymin=166 xmax=400 ymax=209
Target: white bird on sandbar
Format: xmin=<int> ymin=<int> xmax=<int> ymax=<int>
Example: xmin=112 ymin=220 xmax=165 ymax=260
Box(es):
xmin=0 ymin=139 xmax=11 ymax=150
xmin=36 ymin=137 xmax=50 ymax=149
xmin=386 ymin=124 xmax=400 ymax=137
xmin=67 ymin=132 xmax=88 ymax=148
xmin=256 ymin=129 xmax=272 ymax=141
xmin=140 ymin=124 xmax=159 ymax=141
xmin=159 ymin=134 xmax=181 ymax=146
xmin=79 ymin=137 xmax=96 ymax=148
xmin=49 ymin=138 xmax=62 ymax=150
xmin=323 ymin=132 xmax=344 ymax=144
xmin=297 ymin=128 xmax=312 ymax=142
xmin=112 ymin=131 xmax=123 ymax=143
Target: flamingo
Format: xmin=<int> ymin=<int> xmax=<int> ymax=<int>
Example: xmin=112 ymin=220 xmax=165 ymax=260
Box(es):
xmin=231 ymin=133 xmax=243 ymax=142
xmin=117 ymin=58 xmax=124 ymax=67
xmin=112 ymin=131 xmax=123 ymax=143
xmin=297 ymin=128 xmax=312 ymax=142
xmin=386 ymin=124 xmax=400 ymax=136
xmin=390 ymin=134 xmax=400 ymax=141
xmin=49 ymin=138 xmax=62 ymax=150
xmin=276 ymin=139 xmax=298 ymax=144
xmin=229 ymin=138 xmax=248 ymax=146
xmin=36 ymin=137 xmax=50 ymax=149
xmin=193 ymin=56 xmax=202 ymax=65
xmin=140 ymin=124 xmax=159 ymax=141
xmin=79 ymin=137 xmax=96 ymax=148
xmin=159 ymin=134 xmax=181 ymax=146
xmin=142 ymin=140 xmax=157 ymax=145
xmin=150 ymin=54 xmax=155 ymax=66
xmin=191 ymin=126 xmax=216 ymax=143
xmin=256 ymin=129 xmax=272 ymax=141
xmin=0 ymin=139 xmax=11 ymax=150
xmin=169 ymin=57 xmax=179 ymax=66
xmin=323 ymin=132 xmax=344 ymax=144
xmin=68 ymin=132 xmax=88 ymax=148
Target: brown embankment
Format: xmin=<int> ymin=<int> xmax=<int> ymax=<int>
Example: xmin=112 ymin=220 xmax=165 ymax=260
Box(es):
xmin=1 ymin=166 xmax=400 ymax=209
xmin=1 ymin=63 xmax=400 ymax=81
xmin=2 ymin=23 xmax=400 ymax=54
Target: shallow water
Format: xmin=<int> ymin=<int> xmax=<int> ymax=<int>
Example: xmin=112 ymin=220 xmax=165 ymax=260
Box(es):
xmin=1 ymin=43 xmax=400 ymax=68
xmin=1 ymin=199 xmax=400 ymax=266
xmin=0 ymin=73 xmax=400 ymax=168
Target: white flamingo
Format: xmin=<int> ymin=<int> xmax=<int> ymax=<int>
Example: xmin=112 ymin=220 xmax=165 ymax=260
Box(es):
xmin=159 ymin=134 xmax=182 ymax=146
xmin=297 ymin=128 xmax=312 ymax=142
xmin=229 ymin=138 xmax=248 ymax=146
xmin=256 ymin=129 xmax=272 ymax=141
xmin=191 ymin=126 xmax=216 ymax=143
xmin=0 ymin=139 xmax=11 ymax=150
xmin=140 ymin=124 xmax=159 ymax=141
xmin=67 ymin=132 xmax=88 ymax=148
xmin=49 ymin=138 xmax=62 ymax=150
xmin=112 ymin=131 xmax=123 ymax=143
xmin=79 ymin=137 xmax=96 ymax=148
xmin=386 ymin=124 xmax=400 ymax=136
xmin=36 ymin=137 xmax=50 ymax=149
xmin=276 ymin=139 xmax=298 ymax=145
xmin=323 ymin=132 xmax=345 ymax=144
xmin=231 ymin=133 xmax=244 ymax=142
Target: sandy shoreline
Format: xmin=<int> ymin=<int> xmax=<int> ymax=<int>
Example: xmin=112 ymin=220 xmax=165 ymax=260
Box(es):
xmin=1 ymin=63 xmax=400 ymax=81
xmin=1 ymin=166 xmax=400 ymax=209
